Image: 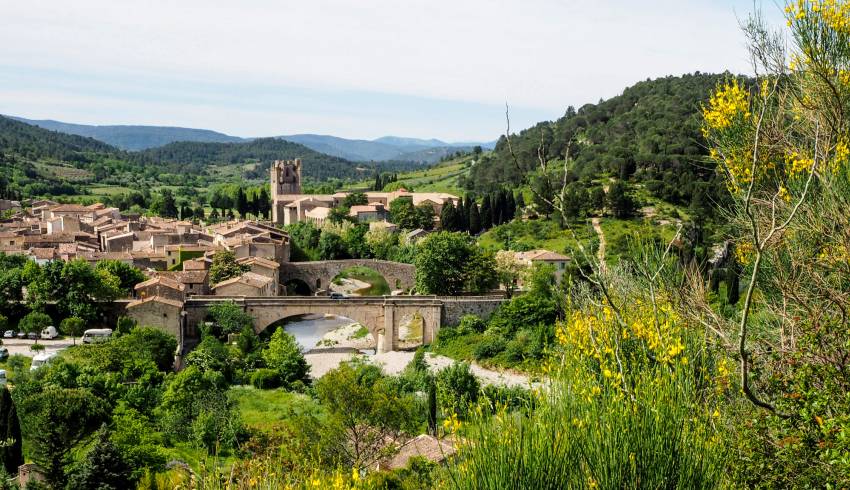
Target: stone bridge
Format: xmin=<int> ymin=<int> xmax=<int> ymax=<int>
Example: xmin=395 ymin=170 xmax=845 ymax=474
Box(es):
xmin=279 ymin=260 xmax=415 ymax=295
xmin=184 ymin=295 xmax=504 ymax=352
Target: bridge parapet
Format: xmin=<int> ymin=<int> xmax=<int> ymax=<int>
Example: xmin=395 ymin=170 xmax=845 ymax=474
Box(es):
xmin=181 ymin=294 xmax=506 ymax=353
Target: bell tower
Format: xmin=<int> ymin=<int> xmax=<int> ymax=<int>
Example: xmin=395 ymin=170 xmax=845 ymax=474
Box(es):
xmin=270 ymin=159 xmax=302 ymax=224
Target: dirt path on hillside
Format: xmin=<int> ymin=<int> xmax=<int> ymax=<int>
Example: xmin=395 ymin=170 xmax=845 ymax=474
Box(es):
xmin=591 ymin=217 xmax=606 ymax=269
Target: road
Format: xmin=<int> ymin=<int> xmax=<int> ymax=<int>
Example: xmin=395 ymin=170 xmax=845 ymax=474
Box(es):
xmin=1 ymin=338 xmax=75 ymax=357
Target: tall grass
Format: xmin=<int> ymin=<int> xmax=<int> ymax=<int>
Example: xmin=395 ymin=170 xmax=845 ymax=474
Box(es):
xmin=444 ymin=355 xmax=724 ymax=489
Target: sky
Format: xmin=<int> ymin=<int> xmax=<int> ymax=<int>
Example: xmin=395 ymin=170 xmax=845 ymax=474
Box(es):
xmin=0 ymin=1 xmax=785 ymax=142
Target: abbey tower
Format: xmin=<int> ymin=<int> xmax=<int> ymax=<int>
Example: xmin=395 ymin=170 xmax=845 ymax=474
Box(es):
xmin=270 ymin=159 xmax=302 ymax=223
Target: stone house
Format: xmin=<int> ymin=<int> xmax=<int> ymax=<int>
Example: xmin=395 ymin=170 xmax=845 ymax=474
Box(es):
xmin=212 ymin=272 xmax=275 ymax=297
xmin=236 ymin=256 xmax=281 ymax=294
xmin=134 ymin=276 xmax=187 ymax=303
xmin=125 ymin=296 xmax=185 ymax=339
xmin=514 ymin=249 xmax=571 ymax=284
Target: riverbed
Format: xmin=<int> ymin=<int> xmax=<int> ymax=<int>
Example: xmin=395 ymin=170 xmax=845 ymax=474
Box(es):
xmin=285 ymin=314 xmax=533 ymax=387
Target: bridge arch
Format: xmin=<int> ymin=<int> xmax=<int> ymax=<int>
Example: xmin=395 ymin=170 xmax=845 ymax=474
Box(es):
xmin=279 ymin=260 xmax=415 ymax=295
xmin=246 ymin=300 xmax=386 ymax=344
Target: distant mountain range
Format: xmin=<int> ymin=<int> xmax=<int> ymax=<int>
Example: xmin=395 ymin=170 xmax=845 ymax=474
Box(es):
xmin=10 ymin=116 xmax=495 ymax=163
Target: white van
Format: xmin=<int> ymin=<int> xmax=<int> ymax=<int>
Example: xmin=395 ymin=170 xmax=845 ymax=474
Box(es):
xmin=30 ymin=352 xmax=57 ymax=371
xmin=82 ymin=328 xmax=113 ymax=344
xmin=40 ymin=326 xmax=59 ymax=340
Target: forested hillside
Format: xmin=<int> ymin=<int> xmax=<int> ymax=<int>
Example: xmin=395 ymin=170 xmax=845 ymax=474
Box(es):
xmin=469 ymin=73 xmax=739 ymax=212
xmin=0 ymin=115 xmax=117 ymax=161
xmin=0 ymin=116 xmax=418 ymax=200
xmin=10 ymin=117 xmax=246 ymax=150
xmin=132 ymin=138 xmax=416 ymax=182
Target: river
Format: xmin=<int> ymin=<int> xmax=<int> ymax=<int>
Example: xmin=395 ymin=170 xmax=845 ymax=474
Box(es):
xmin=282 ymin=314 xmax=365 ymax=352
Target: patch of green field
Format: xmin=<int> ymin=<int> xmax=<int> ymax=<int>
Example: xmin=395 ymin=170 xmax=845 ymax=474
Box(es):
xmin=84 ymin=184 xmax=134 ymax=196
xmin=343 ymin=156 xmax=472 ymax=195
xmin=34 ymin=162 xmax=93 ymax=181
xmin=478 ymin=218 xmax=597 ymax=256
xmin=599 ymin=217 xmax=678 ymax=261
xmin=230 ymin=386 xmax=324 ymax=431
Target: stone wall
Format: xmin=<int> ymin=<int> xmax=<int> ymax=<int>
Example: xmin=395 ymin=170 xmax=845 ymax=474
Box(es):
xmin=439 ymin=296 xmax=505 ymax=327
xmin=280 ymin=260 xmax=415 ymax=294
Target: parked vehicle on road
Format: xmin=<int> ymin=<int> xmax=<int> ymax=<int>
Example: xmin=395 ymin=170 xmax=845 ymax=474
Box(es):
xmin=16 ymin=332 xmax=25 ymax=339
xmin=0 ymin=370 xmax=7 ymax=385
xmin=0 ymin=347 xmax=8 ymax=362
xmin=329 ymin=292 xmax=346 ymax=299
xmin=40 ymin=326 xmax=59 ymax=340
xmin=82 ymin=328 xmax=112 ymax=344
xmin=2 ymin=331 xmax=13 ymax=339
xmin=30 ymin=352 xmax=58 ymax=371
xmin=26 ymin=332 xmax=38 ymax=340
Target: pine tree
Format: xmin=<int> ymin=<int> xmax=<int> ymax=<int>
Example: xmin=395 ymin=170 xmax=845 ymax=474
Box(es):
xmin=67 ymin=428 xmax=132 ymax=490
xmin=0 ymin=388 xmax=22 ymax=476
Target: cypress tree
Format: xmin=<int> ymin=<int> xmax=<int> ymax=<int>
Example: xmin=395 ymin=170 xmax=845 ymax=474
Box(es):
xmin=468 ymin=201 xmax=481 ymax=235
xmin=235 ymin=187 xmax=249 ymax=218
xmin=480 ymin=197 xmax=493 ymax=230
xmin=495 ymin=191 xmax=507 ymax=226
xmin=427 ymin=376 xmax=438 ymax=436
xmin=440 ymin=201 xmax=456 ymax=231
xmin=506 ymin=192 xmax=516 ymax=221
xmin=457 ymin=197 xmax=468 ymax=231
xmin=258 ymin=186 xmax=271 ymax=219
xmin=726 ymin=263 xmax=741 ymax=305
xmin=0 ymin=388 xmax=22 ymax=476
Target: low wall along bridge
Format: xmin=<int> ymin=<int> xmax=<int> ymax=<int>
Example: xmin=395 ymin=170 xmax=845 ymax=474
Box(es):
xmin=184 ymin=295 xmax=505 ymax=353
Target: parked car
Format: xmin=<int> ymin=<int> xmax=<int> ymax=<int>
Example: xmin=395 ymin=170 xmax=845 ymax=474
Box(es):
xmin=329 ymin=292 xmax=346 ymax=299
xmin=82 ymin=328 xmax=113 ymax=344
xmin=0 ymin=370 xmax=7 ymax=386
xmin=40 ymin=326 xmax=59 ymax=340
xmin=0 ymin=347 xmax=8 ymax=362
xmin=26 ymin=332 xmax=38 ymax=340
xmin=16 ymin=332 xmax=25 ymax=339
xmin=2 ymin=330 xmax=13 ymax=339
xmin=30 ymin=352 xmax=58 ymax=371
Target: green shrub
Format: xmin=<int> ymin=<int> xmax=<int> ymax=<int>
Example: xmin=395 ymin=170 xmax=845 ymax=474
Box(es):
xmin=473 ymin=336 xmax=507 ymax=360
xmin=251 ymin=369 xmax=282 ymax=389
xmin=436 ymin=362 xmax=480 ymax=417
xmin=457 ymin=314 xmax=486 ymax=334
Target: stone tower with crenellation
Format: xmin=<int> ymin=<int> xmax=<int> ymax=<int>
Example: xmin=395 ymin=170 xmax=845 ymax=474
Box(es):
xmin=270 ymin=159 xmax=302 ymax=223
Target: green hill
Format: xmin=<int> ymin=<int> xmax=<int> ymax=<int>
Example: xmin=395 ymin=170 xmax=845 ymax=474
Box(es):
xmin=0 ymin=116 xmax=419 ymax=201
xmin=470 ymin=73 xmax=739 ymax=212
